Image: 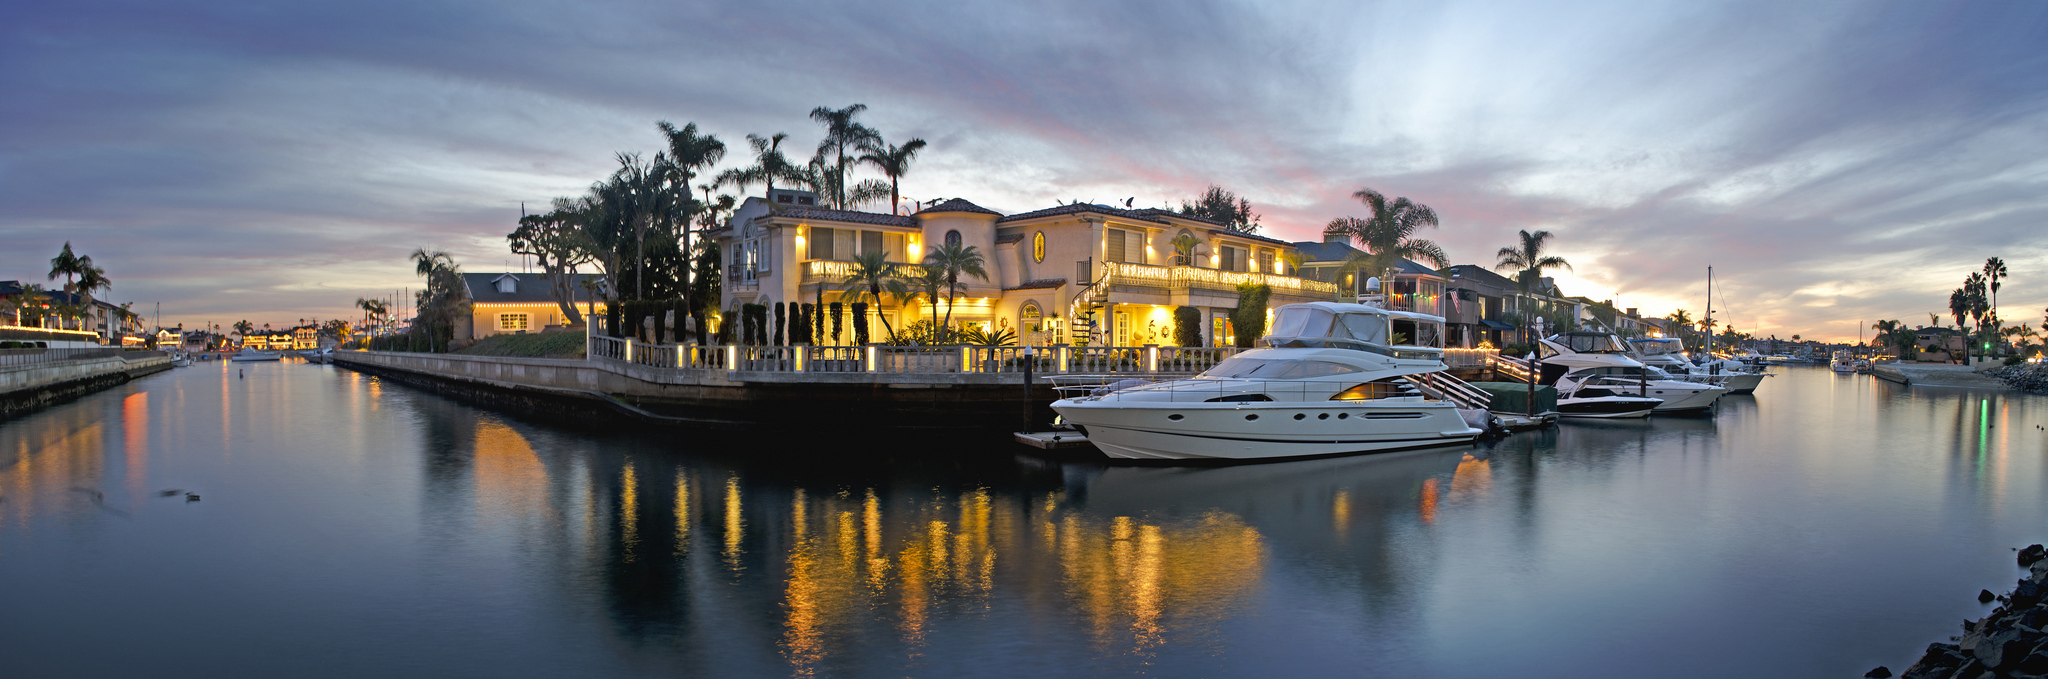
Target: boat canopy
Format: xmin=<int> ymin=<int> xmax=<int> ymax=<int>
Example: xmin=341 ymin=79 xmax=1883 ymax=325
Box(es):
xmin=1263 ymin=302 xmax=1443 ymax=353
xmin=1548 ymin=332 xmax=1627 ymax=354
xmin=1628 ymin=337 xmax=1684 ymax=356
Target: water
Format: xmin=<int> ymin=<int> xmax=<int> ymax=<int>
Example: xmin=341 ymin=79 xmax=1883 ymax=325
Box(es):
xmin=3 ymin=362 xmax=2045 ymax=677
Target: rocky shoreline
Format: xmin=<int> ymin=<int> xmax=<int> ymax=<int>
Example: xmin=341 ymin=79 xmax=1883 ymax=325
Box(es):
xmin=1984 ymin=364 xmax=2048 ymax=395
xmin=1875 ymin=545 xmax=2048 ymax=678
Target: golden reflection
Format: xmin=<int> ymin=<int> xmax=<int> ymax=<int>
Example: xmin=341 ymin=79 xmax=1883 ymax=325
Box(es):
xmin=673 ymin=469 xmax=690 ymax=560
xmin=0 ymin=414 xmax=106 ymax=526
xmin=1419 ymin=478 xmax=1441 ymax=524
xmin=1447 ymin=454 xmax=1492 ymax=503
xmin=748 ymin=486 xmax=1265 ymax=675
xmin=619 ymin=459 xmax=638 ymax=564
xmin=723 ymin=475 xmax=745 ymax=572
xmin=471 ymin=420 xmax=550 ymax=526
xmin=121 ymin=392 xmax=147 ymax=495
xmin=1332 ymin=489 xmax=1351 ymax=536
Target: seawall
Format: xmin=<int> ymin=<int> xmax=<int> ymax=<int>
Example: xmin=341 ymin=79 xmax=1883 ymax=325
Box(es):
xmin=1870 ymin=363 xmax=2011 ymax=390
xmin=332 ymin=350 xmax=1058 ymax=435
xmin=0 ymin=353 xmax=175 ymax=418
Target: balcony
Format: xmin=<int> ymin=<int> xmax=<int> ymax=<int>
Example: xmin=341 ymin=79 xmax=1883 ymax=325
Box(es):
xmin=802 ymin=259 xmax=927 ymax=283
xmin=1101 ymin=262 xmax=1338 ymax=299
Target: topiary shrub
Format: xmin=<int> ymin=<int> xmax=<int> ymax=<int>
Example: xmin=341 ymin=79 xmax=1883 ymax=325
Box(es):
xmin=773 ymin=302 xmax=786 ymax=346
xmin=829 ymin=302 xmax=844 ymax=345
xmin=1173 ymin=306 xmax=1203 ymax=347
xmin=851 ymin=303 xmax=869 ymax=345
xmin=1231 ymin=283 xmax=1271 ymax=348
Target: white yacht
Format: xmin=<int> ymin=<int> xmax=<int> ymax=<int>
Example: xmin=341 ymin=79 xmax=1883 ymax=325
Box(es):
xmin=1551 ymin=371 xmax=1662 ymax=419
xmin=1536 ymin=332 xmax=1726 ymax=413
xmin=1050 ymin=302 xmax=1486 ymax=462
xmin=1830 ymin=351 xmax=1858 ymax=373
xmin=1626 ymin=337 xmax=1768 ymax=395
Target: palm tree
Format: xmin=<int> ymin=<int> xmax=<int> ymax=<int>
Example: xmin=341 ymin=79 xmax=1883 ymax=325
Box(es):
xmin=74 ymin=259 xmax=110 ymax=334
xmin=904 ymin=265 xmax=946 ymax=337
xmin=810 ymin=104 xmax=881 ymax=210
xmin=718 ymin=133 xmax=803 ymax=198
xmin=411 ymin=248 xmax=467 ymax=352
xmin=1494 ymin=229 xmax=1573 ymax=296
xmin=1168 ymin=231 xmax=1205 ymax=267
xmin=1668 ymin=309 xmax=1695 ymax=349
xmin=837 ymin=250 xmax=907 ymax=341
xmin=1327 ymin=189 xmax=1448 ymax=281
xmin=922 ymin=242 xmax=990 ymax=339
xmin=659 ymin=121 xmax=725 ymax=318
xmin=1984 ymin=257 xmax=2008 ymax=329
xmin=858 ymin=138 xmax=928 ymax=214
xmin=234 ymin=320 xmax=254 ymax=338
xmin=792 ymin=149 xmax=889 ymax=210
xmin=1872 ymin=319 xmax=1902 ymax=356
xmin=47 ymin=242 xmax=84 ymax=329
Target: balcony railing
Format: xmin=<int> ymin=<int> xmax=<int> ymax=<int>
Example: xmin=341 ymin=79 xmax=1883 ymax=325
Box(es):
xmin=802 ymin=260 xmax=927 ymax=282
xmin=1102 ymin=262 xmax=1338 ymax=297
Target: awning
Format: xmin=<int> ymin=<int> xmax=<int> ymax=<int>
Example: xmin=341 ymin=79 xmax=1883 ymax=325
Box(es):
xmin=1480 ymin=319 xmax=1516 ymax=331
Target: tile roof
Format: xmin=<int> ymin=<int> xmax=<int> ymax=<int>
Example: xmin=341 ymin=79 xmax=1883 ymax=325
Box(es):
xmin=1289 ymin=241 xmax=1364 ymax=263
xmin=995 ymin=233 xmax=1025 ymax=244
xmin=1437 ymin=264 xmax=1519 ymax=290
xmin=1005 ymin=278 xmax=1068 ymax=291
xmin=915 ymin=198 xmax=1000 ymax=216
xmin=772 ymin=206 xmax=917 ymax=227
xmin=995 ymin=203 xmax=1140 ymax=224
xmin=462 ymin=272 xmax=606 ymax=305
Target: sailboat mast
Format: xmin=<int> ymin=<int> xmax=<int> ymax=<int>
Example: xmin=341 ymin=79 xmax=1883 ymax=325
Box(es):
xmin=1704 ymin=266 xmax=1713 ymax=355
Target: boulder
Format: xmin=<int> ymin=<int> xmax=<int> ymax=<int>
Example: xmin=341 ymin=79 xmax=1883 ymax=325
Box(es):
xmin=1971 ymin=627 xmax=2030 ymax=669
xmin=1864 ymin=666 xmax=1892 ymax=678
xmin=2022 ymin=544 xmax=2047 ymax=568
xmin=1982 ymin=590 xmax=1999 ymax=603
xmin=1902 ymin=643 xmax=1966 ymax=679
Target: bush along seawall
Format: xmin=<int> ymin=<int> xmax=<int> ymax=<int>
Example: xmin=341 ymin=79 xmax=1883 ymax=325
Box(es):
xmin=1876 ymin=546 xmax=2048 ymax=679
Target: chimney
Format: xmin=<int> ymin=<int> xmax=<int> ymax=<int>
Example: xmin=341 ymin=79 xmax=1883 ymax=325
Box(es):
xmin=1625 ymin=307 xmax=1637 ymax=317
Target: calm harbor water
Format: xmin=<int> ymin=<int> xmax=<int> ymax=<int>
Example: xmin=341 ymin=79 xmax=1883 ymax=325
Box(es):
xmin=3 ymin=361 xmax=2046 ymax=677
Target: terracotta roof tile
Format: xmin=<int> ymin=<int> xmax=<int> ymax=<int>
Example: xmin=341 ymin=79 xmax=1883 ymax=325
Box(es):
xmin=773 ymin=206 xmax=916 ymax=227
xmin=914 ymin=198 xmax=1000 ymax=216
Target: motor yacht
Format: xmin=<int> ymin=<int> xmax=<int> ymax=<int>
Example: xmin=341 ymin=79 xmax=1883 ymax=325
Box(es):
xmin=1551 ymin=370 xmax=1662 ymax=419
xmin=1535 ymin=332 xmax=1725 ymax=413
xmin=1626 ymin=337 xmax=1768 ymax=395
xmin=229 ymin=347 xmax=281 ymax=362
xmin=1050 ymin=302 xmax=1486 ymax=462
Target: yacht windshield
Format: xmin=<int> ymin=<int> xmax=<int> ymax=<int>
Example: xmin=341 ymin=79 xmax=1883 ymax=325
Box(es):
xmin=1335 ymin=314 xmax=1388 ymax=345
xmin=1389 ymin=319 xmax=1442 ymax=348
xmin=1270 ymin=306 xmax=1334 ymax=339
xmin=1561 ymin=333 xmax=1626 ymax=353
xmin=1631 ymin=339 xmax=1680 ymax=356
xmin=1198 ymin=357 xmax=1365 ymax=380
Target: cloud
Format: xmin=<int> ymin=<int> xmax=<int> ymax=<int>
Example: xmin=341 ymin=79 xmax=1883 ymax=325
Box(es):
xmin=2 ymin=0 xmax=2045 ymax=339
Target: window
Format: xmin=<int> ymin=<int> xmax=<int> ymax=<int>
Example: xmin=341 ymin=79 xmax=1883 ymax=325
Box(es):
xmin=1172 ymin=229 xmax=1194 ymax=265
xmin=777 ymin=194 xmax=793 ymax=204
xmin=834 ymin=229 xmax=855 ymax=259
xmin=498 ymin=314 xmax=529 ymax=331
xmin=862 ymin=230 xmax=883 ymax=257
xmin=1021 ymin=302 xmax=1042 ymax=332
xmin=1220 ymin=245 xmax=1245 ymax=271
xmin=809 ymin=228 xmax=835 ymax=260
xmin=1257 ymin=249 xmax=1275 ymax=274
xmin=1106 ymin=228 xmax=1145 ymax=264
xmin=945 ymin=230 xmax=961 ymax=247
xmin=1032 ymin=232 xmax=1045 ymax=263
xmin=495 ymin=277 xmax=516 ymax=293
xmin=797 ymin=196 xmax=815 ymax=206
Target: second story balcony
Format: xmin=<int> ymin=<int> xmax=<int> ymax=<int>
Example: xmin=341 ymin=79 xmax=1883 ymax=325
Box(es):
xmin=1102 ymin=262 xmax=1338 ymax=301
xmin=801 ymin=259 xmax=929 ymax=284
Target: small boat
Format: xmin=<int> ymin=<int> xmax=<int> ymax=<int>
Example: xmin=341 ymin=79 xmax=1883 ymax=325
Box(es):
xmin=1627 ymin=337 xmax=1769 ymax=395
xmin=1830 ymin=351 xmax=1857 ymax=373
xmin=229 ymin=348 xmax=281 ymax=362
xmin=1050 ymin=302 xmax=1486 ymax=461
xmin=1553 ymin=372 xmax=1662 ymax=419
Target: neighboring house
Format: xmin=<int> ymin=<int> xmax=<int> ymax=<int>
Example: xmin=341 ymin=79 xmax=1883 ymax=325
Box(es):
xmin=460 ymin=272 xmax=607 ymax=341
xmin=292 ymin=326 xmax=318 ymax=350
xmin=712 ymin=190 xmax=1337 ymax=347
xmin=1436 ymin=265 xmax=1518 ymax=348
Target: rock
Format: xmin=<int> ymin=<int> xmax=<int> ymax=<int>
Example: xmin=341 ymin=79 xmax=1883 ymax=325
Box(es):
xmin=2022 ymin=544 xmax=2046 ymax=567
xmin=1972 ymin=627 xmax=2030 ymax=669
xmin=2016 ymin=644 xmax=2048 ymax=676
xmin=2018 ymin=579 xmax=2046 ymax=608
xmin=1904 ymin=643 xmax=1967 ymax=679
xmin=1865 ymin=666 xmax=1893 ymax=678
xmin=1983 ymin=590 xmax=1999 ymax=603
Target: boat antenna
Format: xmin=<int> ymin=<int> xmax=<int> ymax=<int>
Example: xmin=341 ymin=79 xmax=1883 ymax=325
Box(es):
xmin=1704 ymin=265 xmax=1713 ymax=356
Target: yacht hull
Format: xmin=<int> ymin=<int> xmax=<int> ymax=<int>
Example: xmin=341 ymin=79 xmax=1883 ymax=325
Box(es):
xmin=1053 ymin=399 xmax=1481 ymax=461
xmin=1557 ymin=397 xmax=1660 ymax=419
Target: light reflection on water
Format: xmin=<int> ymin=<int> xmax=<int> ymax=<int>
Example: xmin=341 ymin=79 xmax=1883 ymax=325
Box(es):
xmin=1 ymin=361 xmax=2045 ymax=677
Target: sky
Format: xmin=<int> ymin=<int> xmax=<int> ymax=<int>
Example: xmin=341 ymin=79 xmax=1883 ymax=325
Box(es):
xmin=3 ymin=0 xmax=2046 ymax=341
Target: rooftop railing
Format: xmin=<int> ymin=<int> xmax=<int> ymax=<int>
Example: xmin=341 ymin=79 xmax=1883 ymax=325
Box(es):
xmin=588 ymin=332 xmax=1248 ymax=377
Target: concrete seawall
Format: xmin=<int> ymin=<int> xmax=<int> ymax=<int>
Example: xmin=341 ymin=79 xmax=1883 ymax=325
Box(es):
xmin=332 ymin=350 xmax=1058 ymax=435
xmin=1 ymin=354 xmax=175 ymax=417
xmin=1870 ymin=363 xmax=2011 ymax=390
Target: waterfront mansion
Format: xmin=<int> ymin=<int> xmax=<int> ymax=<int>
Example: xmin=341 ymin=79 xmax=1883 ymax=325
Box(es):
xmin=711 ymin=190 xmax=1339 ymax=347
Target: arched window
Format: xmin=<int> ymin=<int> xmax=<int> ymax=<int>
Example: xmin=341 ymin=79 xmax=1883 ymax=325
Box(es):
xmin=1172 ymin=229 xmax=1196 ymax=266
xmin=1020 ymin=302 xmax=1042 ymax=332
xmin=1032 ymin=231 xmax=1046 ymax=263
xmin=944 ymin=230 xmax=962 ymax=247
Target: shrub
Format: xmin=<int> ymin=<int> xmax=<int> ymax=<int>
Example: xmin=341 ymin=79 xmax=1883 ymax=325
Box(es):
xmin=959 ymin=325 xmax=1017 ymax=347
xmin=773 ymin=302 xmax=786 ymax=346
xmin=889 ymin=320 xmax=944 ymax=345
xmin=1173 ymin=306 xmax=1203 ymax=347
xmin=828 ymin=302 xmax=844 ymax=345
xmin=851 ymin=303 xmax=869 ymax=345
xmin=1231 ymin=283 xmax=1271 ymax=348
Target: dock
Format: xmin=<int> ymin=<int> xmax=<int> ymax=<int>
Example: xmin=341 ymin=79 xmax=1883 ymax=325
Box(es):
xmin=1015 ymin=430 xmax=1092 ymax=450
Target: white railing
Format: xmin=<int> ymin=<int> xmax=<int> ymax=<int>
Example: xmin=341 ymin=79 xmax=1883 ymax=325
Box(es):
xmin=1443 ymin=347 xmax=1499 ymax=369
xmin=1102 ymin=261 xmax=1340 ymax=297
xmin=584 ymin=341 xmax=1250 ymax=377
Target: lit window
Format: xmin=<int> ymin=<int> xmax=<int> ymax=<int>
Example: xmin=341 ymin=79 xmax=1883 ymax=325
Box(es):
xmin=1032 ymin=232 xmax=1046 ymax=263
xmin=499 ymin=314 xmax=529 ymax=331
